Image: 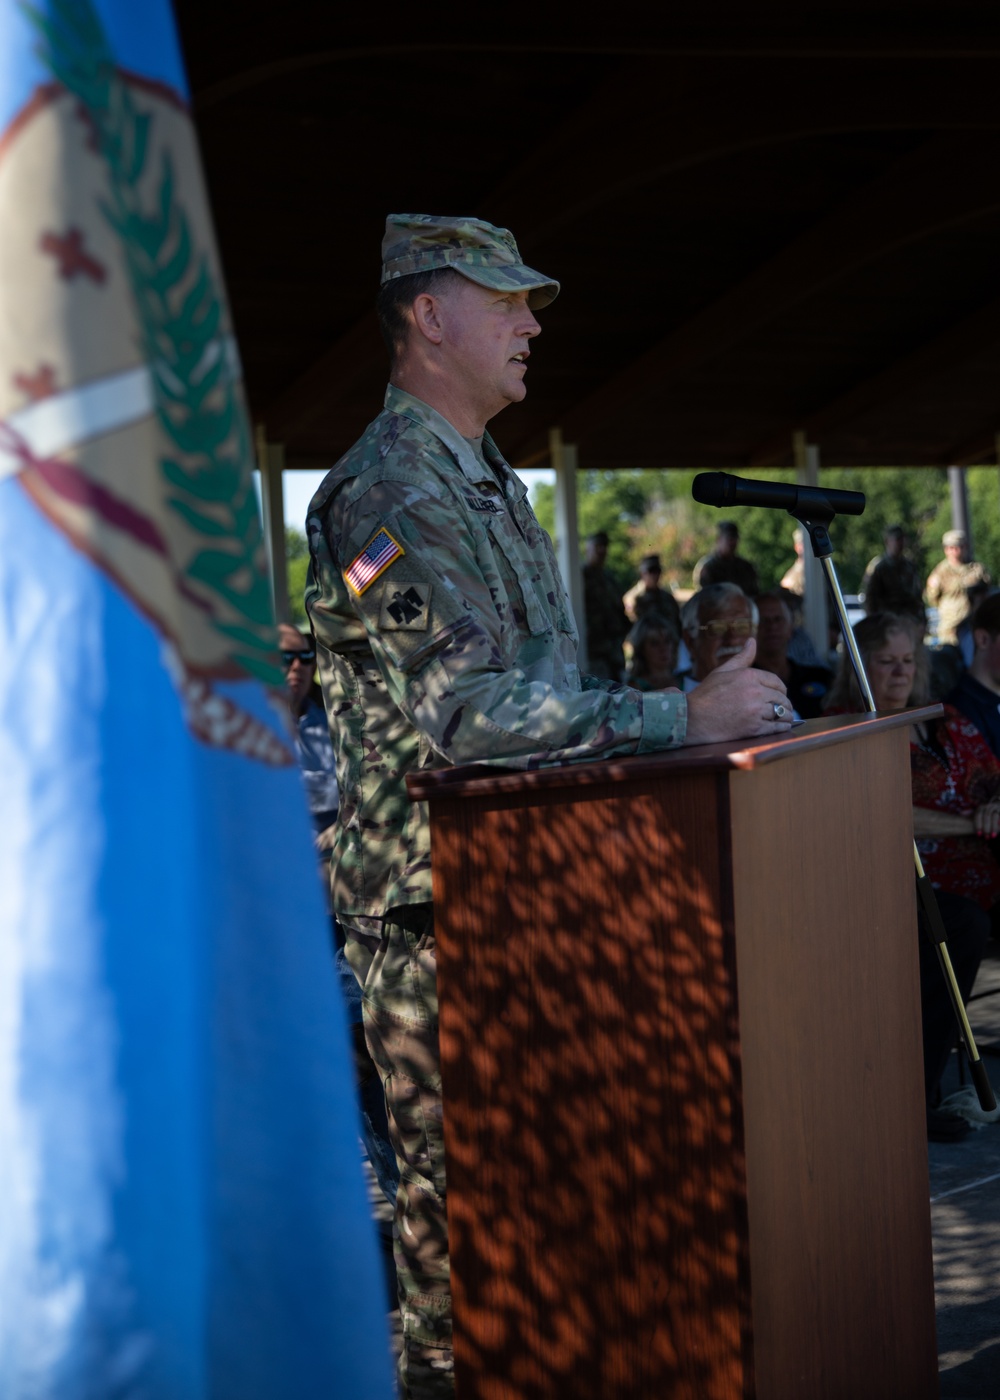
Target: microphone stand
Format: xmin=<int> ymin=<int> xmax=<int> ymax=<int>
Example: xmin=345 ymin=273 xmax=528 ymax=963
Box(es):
xmin=793 ymin=507 xmax=997 ymax=1114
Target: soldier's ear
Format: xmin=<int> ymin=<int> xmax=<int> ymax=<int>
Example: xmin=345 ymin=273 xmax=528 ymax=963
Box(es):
xmin=410 ymin=293 xmax=444 ymax=346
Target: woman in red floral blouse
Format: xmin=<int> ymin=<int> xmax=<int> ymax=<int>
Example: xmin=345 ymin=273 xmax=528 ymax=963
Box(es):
xmin=825 ymin=612 xmax=996 ymax=1138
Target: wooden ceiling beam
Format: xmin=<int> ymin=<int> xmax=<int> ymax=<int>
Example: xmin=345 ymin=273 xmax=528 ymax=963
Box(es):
xmin=747 ymin=296 xmax=1000 ymax=466
xmin=260 ymin=59 xmax=663 ymax=439
xmin=251 ymin=53 xmax=1000 ymax=447
xmin=942 ymin=428 xmax=1000 ymax=469
xmin=511 ymin=132 xmax=1000 ymax=466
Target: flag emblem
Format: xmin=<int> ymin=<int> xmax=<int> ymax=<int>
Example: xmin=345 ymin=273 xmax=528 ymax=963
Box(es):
xmin=0 ymin=6 xmax=293 ymax=765
xmin=346 ymin=527 xmax=404 ymax=594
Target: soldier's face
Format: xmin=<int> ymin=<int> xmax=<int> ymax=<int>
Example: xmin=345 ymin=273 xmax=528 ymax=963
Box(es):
xmin=437 ymin=279 xmax=541 ymax=421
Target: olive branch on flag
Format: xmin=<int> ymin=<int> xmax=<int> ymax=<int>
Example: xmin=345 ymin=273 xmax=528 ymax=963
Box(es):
xmin=23 ymin=0 xmax=282 ymax=686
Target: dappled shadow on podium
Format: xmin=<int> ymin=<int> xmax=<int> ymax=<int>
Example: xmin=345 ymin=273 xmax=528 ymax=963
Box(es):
xmin=435 ymin=785 xmax=752 ymax=1400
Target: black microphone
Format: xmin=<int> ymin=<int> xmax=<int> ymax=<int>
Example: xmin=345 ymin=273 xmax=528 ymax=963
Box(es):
xmin=692 ymin=472 xmax=865 ymax=517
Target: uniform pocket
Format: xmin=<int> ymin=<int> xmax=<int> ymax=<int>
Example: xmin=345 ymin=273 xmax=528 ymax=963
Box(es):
xmin=486 ymin=516 xmax=554 ymax=637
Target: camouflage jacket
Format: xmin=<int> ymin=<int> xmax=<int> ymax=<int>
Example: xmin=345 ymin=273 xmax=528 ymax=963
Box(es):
xmin=582 ymin=564 xmax=630 ymax=677
xmin=925 ymin=558 xmax=991 ymax=645
xmin=305 ymin=385 xmax=687 ymax=916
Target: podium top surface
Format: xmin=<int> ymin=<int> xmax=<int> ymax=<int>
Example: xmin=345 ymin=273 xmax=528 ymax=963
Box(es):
xmin=406 ymin=706 xmax=942 ymax=803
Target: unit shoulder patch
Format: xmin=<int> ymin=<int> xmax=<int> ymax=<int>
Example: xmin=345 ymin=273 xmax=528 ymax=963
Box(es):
xmin=379 ymin=580 xmax=431 ymax=631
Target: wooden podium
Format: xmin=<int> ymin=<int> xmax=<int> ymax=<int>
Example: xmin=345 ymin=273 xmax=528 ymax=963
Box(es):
xmin=408 ymin=713 xmax=939 ymax=1400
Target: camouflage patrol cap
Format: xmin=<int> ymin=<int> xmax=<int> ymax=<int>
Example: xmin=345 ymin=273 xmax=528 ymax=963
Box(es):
xmin=380 ymin=214 xmax=560 ymax=309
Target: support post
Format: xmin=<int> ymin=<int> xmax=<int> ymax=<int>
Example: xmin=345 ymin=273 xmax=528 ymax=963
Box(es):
xmin=793 ymin=431 xmax=829 ymax=660
xmin=948 ymin=464 xmax=972 ymax=556
xmin=550 ymin=428 xmax=586 ymax=663
xmin=255 ymin=425 xmax=289 ymax=624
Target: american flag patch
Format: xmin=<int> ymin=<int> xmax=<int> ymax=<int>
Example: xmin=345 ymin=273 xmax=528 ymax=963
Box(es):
xmin=345 ymin=527 xmax=404 ymax=594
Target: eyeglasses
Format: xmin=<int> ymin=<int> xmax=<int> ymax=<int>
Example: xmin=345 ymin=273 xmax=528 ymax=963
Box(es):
xmin=697 ymin=618 xmax=754 ymax=638
xmin=281 ymin=648 xmax=316 ymax=666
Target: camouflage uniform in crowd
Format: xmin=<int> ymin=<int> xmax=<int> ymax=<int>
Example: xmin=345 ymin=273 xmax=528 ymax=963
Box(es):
xmin=305 ymin=378 xmax=686 ymax=1393
xmin=583 ymin=561 xmax=630 ymax=679
xmin=622 ymin=579 xmax=682 ymax=632
xmin=926 ymin=551 xmax=991 ymax=646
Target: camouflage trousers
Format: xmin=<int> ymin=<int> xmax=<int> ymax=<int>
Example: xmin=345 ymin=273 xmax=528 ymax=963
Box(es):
xmin=340 ymin=905 xmax=454 ymax=1400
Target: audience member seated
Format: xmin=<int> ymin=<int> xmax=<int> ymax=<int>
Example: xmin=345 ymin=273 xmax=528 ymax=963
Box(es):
xmin=956 ymin=579 xmax=993 ymax=669
xmin=948 ymin=590 xmax=1000 ymax=759
xmin=626 ymin=613 xmax=681 ymax=692
xmin=693 ymin=520 xmax=760 ymax=596
xmin=928 ymin=640 xmax=966 ymax=704
xmin=279 ymin=623 xmax=339 ymax=854
xmin=754 ymin=590 xmax=833 ymax=719
xmin=825 ymin=612 xmax=996 ymax=1141
xmin=679 ymin=583 xmax=757 ymax=690
xmin=622 ymin=553 xmax=682 ymax=633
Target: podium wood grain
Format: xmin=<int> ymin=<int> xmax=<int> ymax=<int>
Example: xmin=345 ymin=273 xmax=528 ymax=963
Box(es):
xmin=410 ymin=714 xmax=939 ymax=1399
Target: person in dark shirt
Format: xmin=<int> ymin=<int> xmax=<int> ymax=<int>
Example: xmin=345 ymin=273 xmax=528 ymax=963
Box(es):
xmin=693 ymin=520 xmax=759 ymax=596
xmin=754 ymin=590 xmax=833 ymax=719
xmin=860 ymin=524 xmax=925 ymax=625
xmin=947 ymin=591 xmax=1000 ymax=759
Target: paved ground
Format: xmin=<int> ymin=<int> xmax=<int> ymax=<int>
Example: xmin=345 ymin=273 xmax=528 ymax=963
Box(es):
xmin=368 ymin=941 xmax=1000 ymax=1397
xmin=932 ymin=937 xmax=1000 ymax=1399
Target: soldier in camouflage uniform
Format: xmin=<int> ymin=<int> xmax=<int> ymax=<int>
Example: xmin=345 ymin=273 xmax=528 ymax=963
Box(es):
xmin=582 ymin=530 xmax=630 ymax=678
xmin=860 ymin=524 xmax=925 ymax=624
xmin=925 ymin=529 xmax=991 ymax=646
xmin=622 ymin=552 xmax=683 ymax=632
xmin=304 ymin=213 xmax=792 ymax=1398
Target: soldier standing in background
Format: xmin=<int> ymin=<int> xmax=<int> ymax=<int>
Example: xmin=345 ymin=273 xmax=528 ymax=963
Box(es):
xmin=780 ymin=526 xmax=806 ymax=598
xmin=693 ymin=520 xmax=760 ymax=596
xmin=622 ymin=552 xmax=683 ymax=633
xmin=860 ymin=524 xmax=924 ymax=624
xmin=926 ymin=529 xmax=991 ymax=646
xmin=305 ymin=214 xmax=791 ymax=1398
xmin=582 ymin=530 xmax=631 ymax=679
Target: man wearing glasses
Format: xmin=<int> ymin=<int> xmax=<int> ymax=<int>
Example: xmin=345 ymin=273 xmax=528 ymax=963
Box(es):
xmin=680 ymin=583 xmax=758 ymax=690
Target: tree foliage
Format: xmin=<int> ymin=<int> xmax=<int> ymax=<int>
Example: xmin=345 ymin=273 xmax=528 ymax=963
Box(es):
xmin=282 ymin=465 xmax=1000 ymax=631
xmin=285 ymin=525 xmax=309 ymax=626
xmin=533 ymin=465 xmax=995 ymax=597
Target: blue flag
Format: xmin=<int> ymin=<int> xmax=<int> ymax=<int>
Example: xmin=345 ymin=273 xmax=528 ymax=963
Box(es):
xmin=0 ymin=2 xmax=393 ymax=1395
